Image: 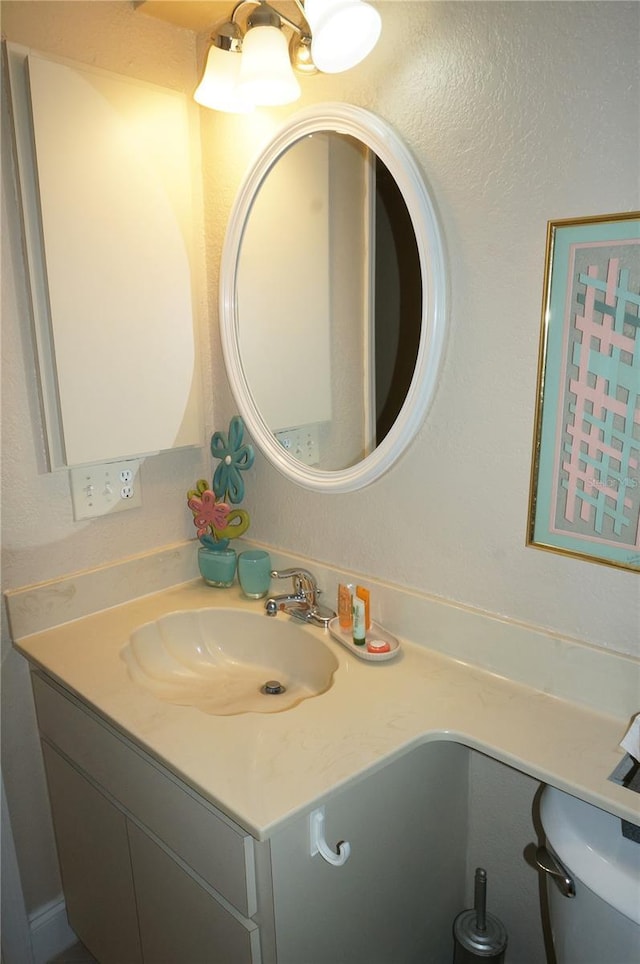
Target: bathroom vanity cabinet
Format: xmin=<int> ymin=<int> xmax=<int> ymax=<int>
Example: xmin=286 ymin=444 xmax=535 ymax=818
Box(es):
xmin=33 ymin=671 xmax=468 ymax=964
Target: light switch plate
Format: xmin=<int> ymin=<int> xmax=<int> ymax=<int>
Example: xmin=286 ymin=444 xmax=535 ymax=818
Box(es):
xmin=69 ymin=459 xmax=142 ymax=520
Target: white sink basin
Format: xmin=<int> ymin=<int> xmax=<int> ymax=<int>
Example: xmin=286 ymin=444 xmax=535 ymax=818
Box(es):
xmin=121 ymin=607 xmax=338 ymax=715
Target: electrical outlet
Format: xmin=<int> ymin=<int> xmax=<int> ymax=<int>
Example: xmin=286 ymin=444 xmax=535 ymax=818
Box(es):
xmin=69 ymin=458 xmax=142 ymax=520
xmin=275 ymin=425 xmax=320 ymax=466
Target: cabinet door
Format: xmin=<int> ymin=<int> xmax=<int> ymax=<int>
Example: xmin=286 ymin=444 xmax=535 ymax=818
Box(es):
xmin=6 ymin=44 xmax=203 ymax=468
xmin=128 ymin=821 xmax=260 ymax=964
xmin=33 ymin=674 xmax=257 ymax=917
xmin=269 ymin=741 xmax=468 ymax=964
xmin=42 ymin=744 xmax=142 ymax=964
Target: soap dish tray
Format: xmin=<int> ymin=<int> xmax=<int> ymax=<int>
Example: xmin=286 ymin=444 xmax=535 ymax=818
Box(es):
xmin=327 ymin=618 xmax=401 ymax=662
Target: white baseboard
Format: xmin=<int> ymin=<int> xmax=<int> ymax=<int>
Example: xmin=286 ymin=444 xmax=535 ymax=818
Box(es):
xmin=29 ymin=897 xmax=77 ymax=964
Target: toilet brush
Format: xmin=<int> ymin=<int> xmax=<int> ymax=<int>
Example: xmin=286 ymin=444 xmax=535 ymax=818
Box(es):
xmin=453 ymin=868 xmax=508 ymax=962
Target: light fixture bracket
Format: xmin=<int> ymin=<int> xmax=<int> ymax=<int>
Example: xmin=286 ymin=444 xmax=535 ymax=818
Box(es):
xmin=212 ymin=21 xmax=244 ymax=53
xmin=246 ymin=4 xmax=282 ymax=31
xmin=230 ymin=0 xmax=310 ymax=38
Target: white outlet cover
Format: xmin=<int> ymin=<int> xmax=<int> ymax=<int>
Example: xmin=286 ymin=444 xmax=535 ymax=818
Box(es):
xmin=69 ymin=458 xmax=142 ymax=520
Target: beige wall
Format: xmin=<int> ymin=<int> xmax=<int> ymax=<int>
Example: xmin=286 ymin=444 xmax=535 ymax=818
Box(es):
xmin=2 ymin=0 xmax=638 ymax=930
xmin=203 ymin=0 xmax=639 ymax=655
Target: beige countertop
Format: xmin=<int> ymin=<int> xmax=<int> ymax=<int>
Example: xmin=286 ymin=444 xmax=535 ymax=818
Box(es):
xmin=11 ymin=576 xmax=639 ymax=839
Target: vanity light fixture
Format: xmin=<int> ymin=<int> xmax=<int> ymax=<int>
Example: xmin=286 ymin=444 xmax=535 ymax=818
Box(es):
xmin=238 ymin=4 xmax=301 ymax=107
xmin=193 ymin=20 xmax=253 ymax=113
xmin=194 ymin=0 xmax=381 ymax=113
xmin=303 ymin=0 xmax=382 ymax=74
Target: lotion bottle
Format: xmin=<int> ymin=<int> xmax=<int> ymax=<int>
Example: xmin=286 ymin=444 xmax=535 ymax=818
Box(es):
xmin=355 ymin=585 xmax=371 ymax=630
xmin=352 ymin=596 xmax=366 ymax=646
xmin=338 ymin=583 xmax=353 ymax=630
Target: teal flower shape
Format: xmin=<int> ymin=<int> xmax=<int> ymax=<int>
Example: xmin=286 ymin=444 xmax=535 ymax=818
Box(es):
xmin=211 ymin=416 xmax=255 ymax=505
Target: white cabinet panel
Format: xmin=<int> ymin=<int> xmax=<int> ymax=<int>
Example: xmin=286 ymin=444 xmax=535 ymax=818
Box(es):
xmin=269 ymin=742 xmax=468 ymax=964
xmin=6 ymin=44 xmax=203 ymax=467
xmin=33 ymin=673 xmax=257 ymax=918
xmin=129 ymin=822 xmax=260 ymax=964
xmin=42 ymin=744 xmax=143 ymax=964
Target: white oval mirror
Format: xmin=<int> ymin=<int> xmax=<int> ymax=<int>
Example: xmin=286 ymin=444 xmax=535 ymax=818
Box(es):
xmin=220 ymin=103 xmax=448 ymax=492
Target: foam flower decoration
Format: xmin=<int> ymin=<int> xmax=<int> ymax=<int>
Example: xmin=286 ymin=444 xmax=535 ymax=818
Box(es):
xmin=211 ymin=415 xmax=255 ymax=504
xmin=187 ymin=488 xmax=230 ymax=538
xmin=186 ymin=417 xmax=254 ymax=550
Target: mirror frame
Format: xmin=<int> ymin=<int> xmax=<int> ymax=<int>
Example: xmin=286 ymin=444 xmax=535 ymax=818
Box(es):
xmin=220 ymin=103 xmax=448 ymax=492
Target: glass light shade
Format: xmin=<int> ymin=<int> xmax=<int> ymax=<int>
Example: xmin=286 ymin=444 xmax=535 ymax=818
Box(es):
xmin=194 ymin=43 xmax=253 ymax=113
xmin=305 ymin=0 xmax=381 ymax=73
xmin=238 ymin=25 xmax=301 ymax=106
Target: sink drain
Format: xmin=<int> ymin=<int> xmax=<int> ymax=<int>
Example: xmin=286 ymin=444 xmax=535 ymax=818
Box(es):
xmin=261 ymin=680 xmax=286 ymax=695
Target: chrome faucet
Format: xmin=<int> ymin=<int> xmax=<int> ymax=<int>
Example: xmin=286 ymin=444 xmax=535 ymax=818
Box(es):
xmin=265 ymin=568 xmax=335 ymax=627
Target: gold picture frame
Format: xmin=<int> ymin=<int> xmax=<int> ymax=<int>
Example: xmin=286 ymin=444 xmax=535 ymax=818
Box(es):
xmin=527 ymin=212 xmax=640 ymax=571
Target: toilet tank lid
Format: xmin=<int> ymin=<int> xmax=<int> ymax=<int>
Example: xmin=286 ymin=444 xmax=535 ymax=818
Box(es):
xmin=541 ymin=787 xmax=640 ymax=926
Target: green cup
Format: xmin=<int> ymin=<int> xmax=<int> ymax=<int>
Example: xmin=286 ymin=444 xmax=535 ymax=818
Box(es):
xmin=237 ymin=550 xmax=272 ymax=598
xmin=198 ymin=547 xmax=237 ymax=587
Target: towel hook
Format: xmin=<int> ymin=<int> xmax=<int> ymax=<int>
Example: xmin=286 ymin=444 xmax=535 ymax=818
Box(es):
xmin=309 ymin=807 xmax=351 ymax=867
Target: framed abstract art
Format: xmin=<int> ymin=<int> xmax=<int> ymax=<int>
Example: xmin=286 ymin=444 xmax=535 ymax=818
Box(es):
xmin=528 ymin=212 xmax=640 ymax=571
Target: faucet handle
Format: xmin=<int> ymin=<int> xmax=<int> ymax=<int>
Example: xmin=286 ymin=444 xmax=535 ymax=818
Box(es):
xmin=267 ymin=568 xmax=334 ymax=626
xmin=271 ymin=567 xmax=314 ymax=581
xmin=271 ymin=567 xmax=317 ymax=586
xmin=270 ymin=568 xmax=318 ymax=603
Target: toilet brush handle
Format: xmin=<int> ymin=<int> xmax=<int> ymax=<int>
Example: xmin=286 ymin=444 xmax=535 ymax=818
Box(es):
xmin=474 ymin=867 xmax=487 ymax=931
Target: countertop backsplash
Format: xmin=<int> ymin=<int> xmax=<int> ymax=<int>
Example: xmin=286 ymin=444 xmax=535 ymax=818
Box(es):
xmin=5 ymin=538 xmax=638 ymax=725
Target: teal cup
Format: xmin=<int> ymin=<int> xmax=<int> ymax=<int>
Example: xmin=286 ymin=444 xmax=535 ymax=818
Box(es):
xmin=198 ymin=547 xmax=237 ymax=588
xmin=237 ymin=550 xmax=272 ymax=598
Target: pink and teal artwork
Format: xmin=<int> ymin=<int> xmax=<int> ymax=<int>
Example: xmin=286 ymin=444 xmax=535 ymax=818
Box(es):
xmin=528 ymin=213 xmax=640 ymax=571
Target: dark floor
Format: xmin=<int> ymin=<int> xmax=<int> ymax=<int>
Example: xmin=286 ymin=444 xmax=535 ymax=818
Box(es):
xmin=48 ymin=942 xmax=98 ymax=964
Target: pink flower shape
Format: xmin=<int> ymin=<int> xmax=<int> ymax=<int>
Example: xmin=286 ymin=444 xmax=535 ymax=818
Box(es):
xmin=187 ymin=490 xmax=230 ymax=538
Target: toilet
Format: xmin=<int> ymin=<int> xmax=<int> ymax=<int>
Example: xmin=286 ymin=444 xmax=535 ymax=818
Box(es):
xmin=538 ymin=785 xmax=640 ymax=964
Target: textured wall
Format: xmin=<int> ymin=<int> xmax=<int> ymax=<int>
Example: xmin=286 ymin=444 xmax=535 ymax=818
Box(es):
xmin=1 ymin=0 xmax=638 ymax=927
xmin=202 ymin=1 xmax=640 ymax=655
